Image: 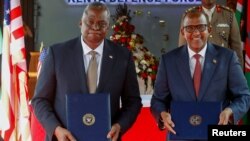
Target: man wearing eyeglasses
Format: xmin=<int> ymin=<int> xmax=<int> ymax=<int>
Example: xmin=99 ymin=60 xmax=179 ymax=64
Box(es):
xmin=150 ymin=8 xmax=250 ymax=140
xmin=32 ymin=2 xmax=142 ymax=141
xmin=178 ymin=0 xmax=243 ymax=67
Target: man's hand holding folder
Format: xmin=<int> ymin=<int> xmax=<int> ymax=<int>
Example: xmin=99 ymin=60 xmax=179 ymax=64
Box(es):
xmin=160 ymin=111 xmax=176 ymax=135
xmin=54 ymin=126 xmax=76 ymax=141
xmin=218 ymin=107 xmax=233 ymax=125
xmin=107 ymin=123 xmax=121 ymax=141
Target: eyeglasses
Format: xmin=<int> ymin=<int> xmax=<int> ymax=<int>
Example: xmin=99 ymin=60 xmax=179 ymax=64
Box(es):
xmin=84 ymin=20 xmax=108 ymax=30
xmin=183 ymin=24 xmax=207 ymax=33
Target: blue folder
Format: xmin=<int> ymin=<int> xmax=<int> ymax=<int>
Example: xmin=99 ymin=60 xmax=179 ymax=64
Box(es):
xmin=66 ymin=93 xmax=111 ymax=141
xmin=169 ymin=101 xmax=222 ymax=140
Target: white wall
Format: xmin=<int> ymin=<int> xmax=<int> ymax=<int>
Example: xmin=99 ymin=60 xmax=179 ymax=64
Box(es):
xmin=36 ymin=0 xmax=226 ymax=57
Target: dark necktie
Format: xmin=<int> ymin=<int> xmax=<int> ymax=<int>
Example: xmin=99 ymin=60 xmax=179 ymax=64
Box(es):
xmin=87 ymin=51 xmax=97 ymax=93
xmin=193 ymin=54 xmax=201 ymax=96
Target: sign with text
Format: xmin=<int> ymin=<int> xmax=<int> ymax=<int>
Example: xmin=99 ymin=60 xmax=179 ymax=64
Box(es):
xmin=66 ymin=0 xmax=201 ymax=5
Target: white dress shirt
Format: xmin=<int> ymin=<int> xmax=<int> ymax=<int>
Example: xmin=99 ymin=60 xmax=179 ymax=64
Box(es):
xmin=202 ymin=5 xmax=216 ymax=22
xmin=188 ymin=44 xmax=207 ymax=78
xmin=81 ymin=36 xmax=104 ymax=86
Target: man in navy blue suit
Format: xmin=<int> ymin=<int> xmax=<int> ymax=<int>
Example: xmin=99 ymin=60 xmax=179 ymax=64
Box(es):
xmin=32 ymin=2 xmax=142 ymax=141
xmin=150 ymin=8 xmax=250 ymax=136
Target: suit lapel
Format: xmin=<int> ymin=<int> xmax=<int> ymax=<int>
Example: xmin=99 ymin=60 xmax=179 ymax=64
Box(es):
xmin=198 ymin=43 xmax=218 ymax=100
xmin=177 ymin=46 xmax=196 ymax=100
xmin=71 ymin=37 xmax=89 ymax=93
xmin=210 ymin=9 xmax=219 ymax=26
xmin=96 ymin=40 xmax=115 ymax=92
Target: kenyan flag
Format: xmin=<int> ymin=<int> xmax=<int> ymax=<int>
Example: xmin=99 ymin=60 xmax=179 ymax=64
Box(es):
xmin=236 ymin=0 xmax=250 ymax=125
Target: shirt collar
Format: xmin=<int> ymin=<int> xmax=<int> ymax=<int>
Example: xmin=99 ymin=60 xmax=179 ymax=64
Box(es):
xmin=187 ymin=43 xmax=207 ymax=59
xmin=202 ymin=5 xmax=216 ymax=14
xmin=81 ymin=35 xmax=104 ymax=56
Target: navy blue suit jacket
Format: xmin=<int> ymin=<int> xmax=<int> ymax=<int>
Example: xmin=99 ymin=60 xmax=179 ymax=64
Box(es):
xmin=151 ymin=43 xmax=250 ymax=125
xmin=31 ymin=37 xmax=142 ymax=141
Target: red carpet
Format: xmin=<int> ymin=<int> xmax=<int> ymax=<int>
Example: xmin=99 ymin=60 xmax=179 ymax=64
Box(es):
xmin=122 ymin=107 xmax=167 ymax=141
xmin=30 ymin=107 xmax=167 ymax=141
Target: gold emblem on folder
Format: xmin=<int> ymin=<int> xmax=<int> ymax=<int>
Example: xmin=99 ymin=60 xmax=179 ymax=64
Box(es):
xmin=82 ymin=113 xmax=95 ymax=126
xmin=189 ymin=115 xmax=202 ymax=126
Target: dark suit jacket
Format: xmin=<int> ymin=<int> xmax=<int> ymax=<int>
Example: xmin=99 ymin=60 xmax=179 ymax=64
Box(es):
xmin=31 ymin=37 xmax=142 ymax=141
xmin=151 ymin=43 xmax=250 ymax=125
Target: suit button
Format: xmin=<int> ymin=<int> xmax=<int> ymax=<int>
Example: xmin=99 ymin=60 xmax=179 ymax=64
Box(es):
xmin=210 ymin=35 xmax=213 ymax=38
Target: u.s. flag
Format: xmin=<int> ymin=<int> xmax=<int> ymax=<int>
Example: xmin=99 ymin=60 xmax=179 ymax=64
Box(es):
xmin=0 ymin=0 xmax=31 ymax=140
xmin=37 ymin=43 xmax=48 ymax=78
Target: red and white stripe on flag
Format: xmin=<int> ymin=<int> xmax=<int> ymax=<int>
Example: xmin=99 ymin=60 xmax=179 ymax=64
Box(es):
xmin=236 ymin=0 xmax=243 ymax=11
xmin=0 ymin=0 xmax=31 ymax=140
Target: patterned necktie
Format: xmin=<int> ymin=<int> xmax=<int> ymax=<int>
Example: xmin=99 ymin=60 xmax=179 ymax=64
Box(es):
xmin=87 ymin=51 xmax=97 ymax=93
xmin=193 ymin=54 xmax=201 ymax=97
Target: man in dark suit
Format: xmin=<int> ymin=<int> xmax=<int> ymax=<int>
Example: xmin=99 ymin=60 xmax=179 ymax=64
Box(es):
xmin=31 ymin=2 xmax=142 ymax=141
xmin=150 ymin=8 xmax=250 ymax=138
